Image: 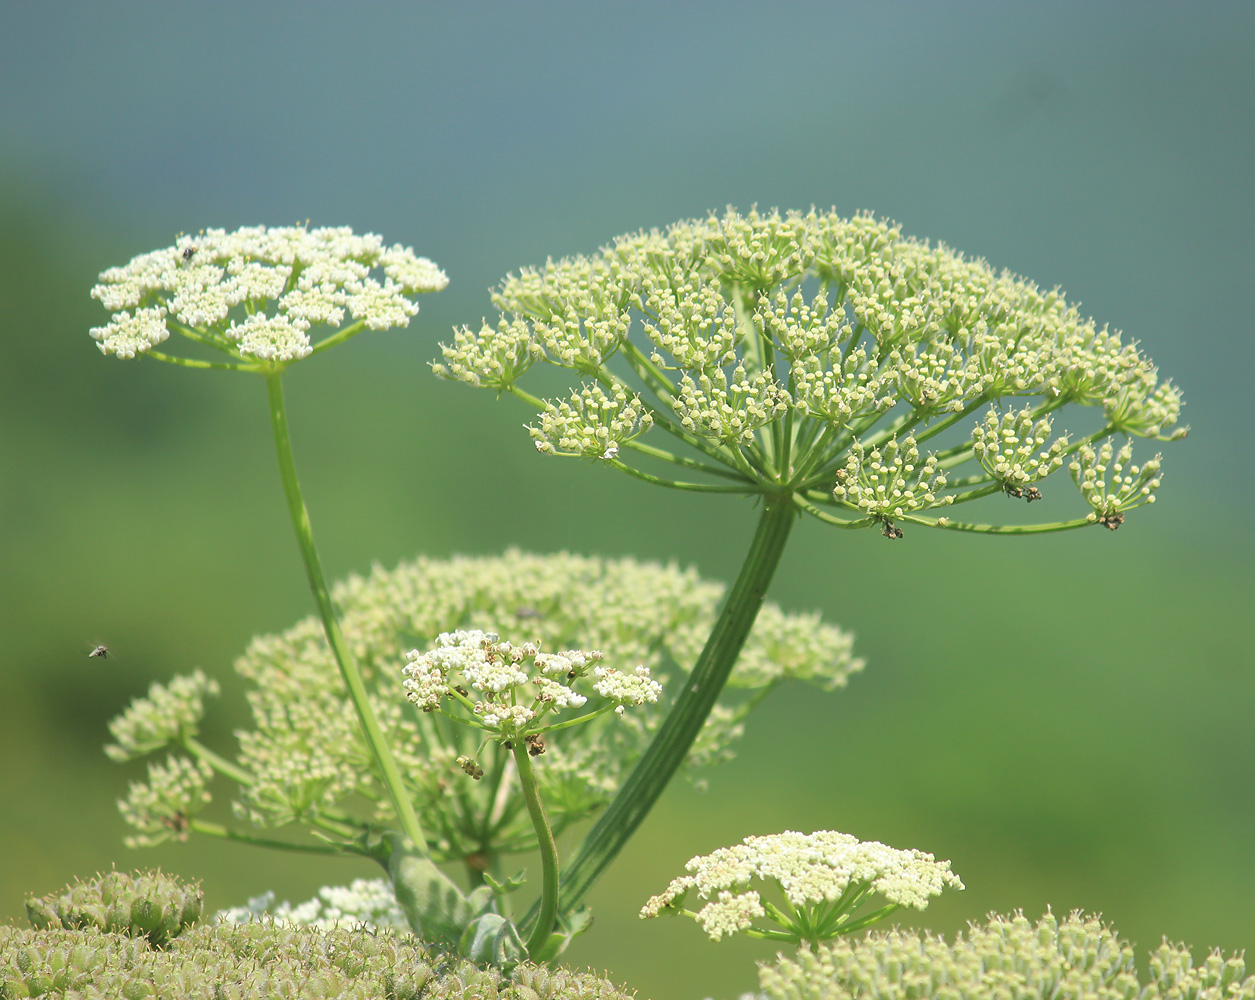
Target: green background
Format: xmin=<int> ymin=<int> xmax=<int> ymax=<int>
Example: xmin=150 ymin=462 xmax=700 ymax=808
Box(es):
xmin=1 ymin=4 xmax=1252 ymax=998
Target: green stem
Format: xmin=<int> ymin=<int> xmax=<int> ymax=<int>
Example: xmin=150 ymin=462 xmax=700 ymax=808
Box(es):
xmin=512 ymin=741 xmax=559 ymax=957
xmin=264 ymin=371 xmax=427 ymax=851
xmin=309 ymin=319 xmax=367 ymax=356
xmin=181 ymin=736 xmax=255 ymax=785
xmin=148 ymin=350 xmax=258 ymax=372
xmin=538 ymin=494 xmax=797 ymax=920
xmin=188 ymin=819 xmax=347 ymax=855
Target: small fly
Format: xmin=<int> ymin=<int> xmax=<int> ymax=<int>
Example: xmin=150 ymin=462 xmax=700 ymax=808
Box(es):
xmin=88 ymin=644 xmax=110 ymax=659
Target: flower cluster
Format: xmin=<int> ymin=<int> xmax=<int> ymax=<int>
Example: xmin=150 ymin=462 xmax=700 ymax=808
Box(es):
xmin=640 ymin=830 xmax=962 ymax=944
xmin=1070 ymin=439 xmax=1162 ymax=530
xmin=437 ymin=208 xmax=1184 ymax=535
xmin=529 ymin=384 xmax=654 ymax=459
xmin=118 ymin=755 xmax=213 ymax=848
xmin=216 ymin=879 xmax=409 ymax=932
xmin=91 ymin=224 xmax=447 ymax=366
xmin=107 ymin=551 xmax=861 ymax=864
xmin=403 ymin=630 xmax=661 ymax=741
xmin=757 ymin=910 xmax=1255 ymax=1000
xmin=105 ymin=670 xmax=219 ymax=762
xmin=971 ymin=406 xmax=1069 ymax=499
xmin=831 ymin=435 xmax=951 ymax=521
xmin=1 ymin=918 xmax=636 ymax=1000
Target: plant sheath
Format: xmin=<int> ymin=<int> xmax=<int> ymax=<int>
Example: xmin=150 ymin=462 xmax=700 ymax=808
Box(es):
xmin=512 ymin=740 xmax=559 ymax=956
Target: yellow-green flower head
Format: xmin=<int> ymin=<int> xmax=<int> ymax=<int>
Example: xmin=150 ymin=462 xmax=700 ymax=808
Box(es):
xmin=437 ymin=208 xmax=1184 ymax=535
xmin=640 ymin=829 xmax=962 ymax=945
xmin=91 ymin=224 xmax=447 ymax=367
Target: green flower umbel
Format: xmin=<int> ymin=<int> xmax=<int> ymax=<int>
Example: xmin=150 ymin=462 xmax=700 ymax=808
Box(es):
xmin=437 ymin=207 xmax=1183 ymax=536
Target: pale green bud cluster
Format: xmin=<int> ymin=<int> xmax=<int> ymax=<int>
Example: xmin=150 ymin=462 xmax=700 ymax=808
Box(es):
xmin=108 ymin=552 xmax=860 ymax=864
xmin=971 ymin=406 xmax=1069 ymax=498
xmin=91 ymin=224 xmax=447 ymax=367
xmin=757 ymin=910 xmax=1255 ymax=1000
xmin=216 ymin=879 xmax=409 ymax=932
xmin=24 ymin=869 xmax=203 ymax=948
xmin=118 ymin=755 xmax=213 ymax=848
xmin=105 ymin=670 xmax=219 ymax=763
xmin=831 ymin=435 xmax=951 ymax=520
xmin=529 ymin=384 xmax=653 ymax=459
xmin=0 ymin=919 xmax=636 ymax=1000
xmin=640 ymin=830 xmax=962 ymax=944
xmin=1070 ymin=440 xmax=1162 ymax=529
xmin=437 ymin=208 xmax=1184 ymax=536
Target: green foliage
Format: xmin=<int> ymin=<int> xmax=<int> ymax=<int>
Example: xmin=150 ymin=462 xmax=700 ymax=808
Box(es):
xmin=0 ymin=918 xmax=635 ymax=1000
xmin=24 ymin=870 xmax=202 ymax=949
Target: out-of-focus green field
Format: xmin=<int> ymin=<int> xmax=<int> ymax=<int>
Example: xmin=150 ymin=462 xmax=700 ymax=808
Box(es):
xmin=1 ymin=6 xmax=1252 ymax=999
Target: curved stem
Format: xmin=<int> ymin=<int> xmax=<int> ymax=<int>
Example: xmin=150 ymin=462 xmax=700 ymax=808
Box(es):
xmin=309 ymin=319 xmax=367 ymax=357
xmin=535 ymin=495 xmax=797 ymax=923
xmin=188 ymin=819 xmax=346 ymax=855
xmin=148 ymin=350 xmax=258 ymax=372
xmin=606 ymin=458 xmax=759 ymax=494
xmin=264 ymin=371 xmax=428 ymax=851
xmin=512 ymin=741 xmax=559 ymax=957
xmin=181 ymin=736 xmax=255 ymax=786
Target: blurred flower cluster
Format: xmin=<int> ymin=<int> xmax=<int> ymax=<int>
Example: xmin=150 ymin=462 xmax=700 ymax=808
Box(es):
xmin=106 ymin=551 xmax=861 ymax=866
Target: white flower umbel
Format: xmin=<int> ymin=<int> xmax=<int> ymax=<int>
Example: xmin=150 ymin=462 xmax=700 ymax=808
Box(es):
xmin=90 ymin=224 xmax=451 ymax=857
xmin=402 ymin=629 xmax=659 ymax=742
xmin=640 ymin=830 xmax=963 ymax=946
xmin=216 ymin=878 xmax=409 ymax=932
xmin=91 ymin=224 xmax=447 ymax=369
xmin=758 ymin=909 xmax=1255 ymax=1000
xmin=1070 ymin=439 xmax=1162 ymax=530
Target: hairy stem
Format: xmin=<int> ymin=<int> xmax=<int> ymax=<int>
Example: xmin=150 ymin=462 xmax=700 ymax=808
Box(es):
xmin=512 ymin=741 xmax=559 ymax=957
xmin=535 ymin=494 xmax=797 ymax=921
xmin=264 ymin=371 xmax=428 ymax=851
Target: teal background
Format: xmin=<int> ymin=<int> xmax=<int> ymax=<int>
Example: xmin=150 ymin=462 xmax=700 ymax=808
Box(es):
xmin=1 ymin=3 xmax=1252 ymax=998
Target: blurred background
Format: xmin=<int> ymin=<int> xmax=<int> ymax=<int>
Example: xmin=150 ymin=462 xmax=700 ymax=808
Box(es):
xmin=1 ymin=2 xmax=1252 ymax=996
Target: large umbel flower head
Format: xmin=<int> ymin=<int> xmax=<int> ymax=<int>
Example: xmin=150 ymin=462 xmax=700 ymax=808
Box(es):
xmin=640 ymin=829 xmax=963 ymax=947
xmin=91 ymin=224 xmax=447 ymax=369
xmin=437 ymin=208 xmax=1184 ymax=536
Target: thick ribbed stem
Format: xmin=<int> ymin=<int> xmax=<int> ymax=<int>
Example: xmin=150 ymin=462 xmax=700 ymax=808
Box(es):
xmin=537 ymin=493 xmax=797 ymax=920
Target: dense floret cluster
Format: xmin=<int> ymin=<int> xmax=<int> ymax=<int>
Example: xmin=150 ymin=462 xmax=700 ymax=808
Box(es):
xmin=0 ymin=920 xmax=634 ymax=1000
xmin=641 ymin=830 xmax=962 ymax=944
xmin=108 ymin=551 xmax=861 ymax=865
xmin=437 ymin=208 xmax=1183 ymax=535
xmin=757 ymin=910 xmax=1255 ymax=1000
xmin=90 ymin=224 xmax=447 ymax=365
